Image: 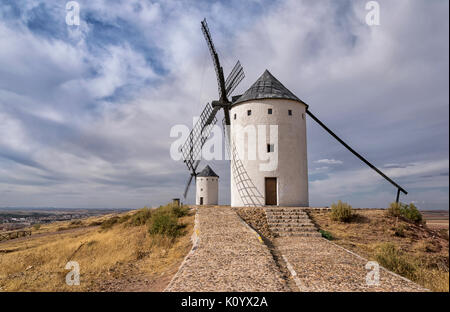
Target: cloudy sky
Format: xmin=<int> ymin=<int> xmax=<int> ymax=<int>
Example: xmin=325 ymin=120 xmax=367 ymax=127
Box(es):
xmin=0 ymin=0 xmax=448 ymax=209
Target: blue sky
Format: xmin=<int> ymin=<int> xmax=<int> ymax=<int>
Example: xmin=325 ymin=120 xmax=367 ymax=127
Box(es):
xmin=0 ymin=0 xmax=448 ymax=209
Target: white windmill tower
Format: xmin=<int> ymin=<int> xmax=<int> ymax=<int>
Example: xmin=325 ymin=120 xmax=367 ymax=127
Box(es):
xmin=180 ymin=19 xmax=408 ymax=207
xmin=195 ymin=165 xmax=219 ymax=205
xmin=229 ymin=70 xmax=308 ymax=207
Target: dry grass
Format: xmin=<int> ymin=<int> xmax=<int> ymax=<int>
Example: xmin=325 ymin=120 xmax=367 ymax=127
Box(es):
xmin=0 ymin=208 xmax=194 ymax=292
xmin=309 ymin=209 xmax=449 ymax=292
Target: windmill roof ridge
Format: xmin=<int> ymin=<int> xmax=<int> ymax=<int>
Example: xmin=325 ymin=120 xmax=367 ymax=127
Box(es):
xmin=197 ymin=165 xmax=219 ymax=177
xmin=232 ymin=69 xmax=307 ymax=107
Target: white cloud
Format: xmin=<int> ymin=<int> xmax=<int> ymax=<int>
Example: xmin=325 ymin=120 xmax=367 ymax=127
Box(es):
xmin=0 ymin=0 xmax=448 ymax=208
xmin=315 ymin=159 xmax=343 ymax=165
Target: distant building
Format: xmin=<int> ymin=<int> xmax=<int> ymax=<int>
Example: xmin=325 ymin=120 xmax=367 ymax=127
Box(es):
xmin=196 ymin=165 xmax=219 ymax=205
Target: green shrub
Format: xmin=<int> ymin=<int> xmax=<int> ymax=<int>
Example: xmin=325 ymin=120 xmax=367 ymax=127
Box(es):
xmin=319 ymin=229 xmax=333 ymax=240
xmin=89 ymin=221 xmax=102 ymax=226
xmin=387 ymin=202 xmax=422 ymax=223
xmin=400 ymin=203 xmax=422 ymax=223
xmin=148 ymin=212 xmax=183 ymax=238
xmin=171 ymin=204 xmax=189 ymax=218
xmin=330 ymin=200 xmax=353 ymax=222
xmin=32 ymin=224 xmax=41 ymax=230
xmin=375 ymin=243 xmax=416 ymax=279
xmin=129 ymin=208 xmax=152 ymax=226
xmin=100 ymin=216 xmax=119 ymax=230
xmin=118 ymin=214 xmax=131 ymax=224
xmin=387 ymin=202 xmax=402 ymax=217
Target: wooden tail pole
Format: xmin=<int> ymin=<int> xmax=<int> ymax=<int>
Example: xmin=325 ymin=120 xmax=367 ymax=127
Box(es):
xmin=306 ymin=109 xmax=408 ymax=201
xmin=396 ymin=188 xmax=401 ymax=203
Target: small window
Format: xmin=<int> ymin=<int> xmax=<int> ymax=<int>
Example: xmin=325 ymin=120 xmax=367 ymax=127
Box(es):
xmin=268 ymin=108 xmax=272 ymax=114
xmin=201 ymin=188 xmax=203 ymax=191
xmin=247 ymin=110 xmax=251 ymax=116
xmin=288 ymin=110 xmax=292 ymax=116
xmin=267 ymin=144 xmax=274 ymax=153
xmin=234 ymin=114 xmax=236 ymax=120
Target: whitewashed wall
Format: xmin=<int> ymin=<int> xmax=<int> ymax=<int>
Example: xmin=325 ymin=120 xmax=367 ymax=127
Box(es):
xmin=230 ymin=98 xmax=308 ymax=207
xmin=196 ymin=176 xmax=219 ymax=205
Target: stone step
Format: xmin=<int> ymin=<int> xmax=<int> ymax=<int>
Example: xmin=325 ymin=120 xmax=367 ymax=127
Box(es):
xmin=269 ymin=224 xmax=316 ymax=230
xmin=269 ymin=222 xmax=316 ymax=228
xmin=268 ymin=222 xmax=314 ymax=227
xmin=266 ymin=211 xmax=308 ymax=216
xmin=270 ymin=226 xmax=318 ymax=232
xmin=275 ymin=232 xmax=322 ymax=237
xmin=265 ymin=208 xmax=319 ymax=237
xmin=266 ymin=215 xmax=310 ymax=220
xmin=265 ymin=207 xmax=308 ymax=211
xmin=267 ymin=213 xmax=308 ymax=216
xmin=268 ymin=218 xmax=313 ymax=223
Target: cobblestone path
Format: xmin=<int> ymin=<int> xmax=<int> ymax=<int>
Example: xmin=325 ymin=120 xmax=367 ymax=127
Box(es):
xmin=276 ymin=237 xmax=427 ymax=292
xmin=166 ymin=206 xmax=426 ymax=292
xmin=165 ymin=207 xmax=289 ymax=291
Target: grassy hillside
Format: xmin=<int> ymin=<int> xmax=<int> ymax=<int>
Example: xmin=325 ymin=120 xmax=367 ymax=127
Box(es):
xmin=0 ymin=205 xmax=194 ymax=291
xmin=309 ymin=209 xmax=449 ymax=292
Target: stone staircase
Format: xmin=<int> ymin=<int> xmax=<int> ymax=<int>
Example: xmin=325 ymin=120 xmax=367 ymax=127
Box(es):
xmin=265 ymin=207 xmax=321 ymax=237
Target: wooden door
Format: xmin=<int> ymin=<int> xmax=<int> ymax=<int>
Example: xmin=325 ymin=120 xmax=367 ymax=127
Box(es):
xmin=265 ymin=178 xmax=277 ymax=206
xmin=200 ymin=197 xmax=204 ymax=205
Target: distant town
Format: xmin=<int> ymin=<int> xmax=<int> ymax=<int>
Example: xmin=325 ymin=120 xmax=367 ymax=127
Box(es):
xmin=0 ymin=208 xmax=132 ymax=231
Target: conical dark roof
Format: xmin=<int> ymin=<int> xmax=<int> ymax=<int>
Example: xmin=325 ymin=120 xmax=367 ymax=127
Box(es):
xmin=233 ymin=70 xmax=307 ymax=106
xmin=197 ymin=165 xmax=219 ymax=178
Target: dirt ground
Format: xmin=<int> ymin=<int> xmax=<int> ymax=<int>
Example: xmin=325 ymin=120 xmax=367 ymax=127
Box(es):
xmin=0 ymin=210 xmax=194 ymax=292
xmin=308 ymin=209 xmax=449 ymax=292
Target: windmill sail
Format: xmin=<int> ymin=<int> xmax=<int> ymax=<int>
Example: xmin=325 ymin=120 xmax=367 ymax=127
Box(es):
xmin=225 ymin=61 xmax=245 ymax=97
xmin=201 ymin=19 xmax=226 ymax=100
xmin=181 ymin=103 xmax=219 ymax=172
xmin=183 ymin=159 xmax=200 ymax=199
xmin=180 ymin=19 xmax=246 ymax=199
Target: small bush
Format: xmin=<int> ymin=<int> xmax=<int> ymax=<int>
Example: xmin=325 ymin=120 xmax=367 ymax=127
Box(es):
xmin=387 ymin=202 xmax=423 ymax=223
xmin=70 ymin=220 xmax=83 ymax=226
xmin=320 ymin=229 xmax=333 ymax=240
xmin=32 ymin=224 xmax=41 ymax=231
xmin=330 ymin=200 xmax=353 ymax=222
xmin=129 ymin=208 xmax=152 ymax=226
xmin=401 ymin=203 xmax=422 ymax=223
xmin=118 ymin=214 xmax=131 ymax=224
xmin=415 ymin=241 xmax=440 ymax=253
xmin=375 ymin=243 xmax=416 ymax=279
xmin=89 ymin=221 xmax=102 ymax=226
xmin=387 ymin=202 xmax=402 ymax=217
xmin=171 ymin=205 xmax=189 ymax=218
xmin=100 ymin=216 xmax=119 ymax=230
xmin=148 ymin=212 xmax=183 ymax=238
